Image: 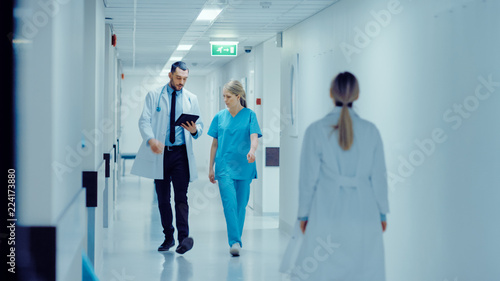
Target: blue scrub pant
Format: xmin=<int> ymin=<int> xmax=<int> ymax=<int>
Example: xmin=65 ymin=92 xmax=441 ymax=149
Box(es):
xmin=218 ymin=177 xmax=252 ymax=247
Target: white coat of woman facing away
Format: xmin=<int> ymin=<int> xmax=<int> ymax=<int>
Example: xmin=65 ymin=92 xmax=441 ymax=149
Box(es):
xmin=280 ymin=72 xmax=389 ymax=281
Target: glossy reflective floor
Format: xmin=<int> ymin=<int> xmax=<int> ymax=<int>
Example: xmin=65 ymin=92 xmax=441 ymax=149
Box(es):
xmin=102 ymin=170 xmax=289 ymax=281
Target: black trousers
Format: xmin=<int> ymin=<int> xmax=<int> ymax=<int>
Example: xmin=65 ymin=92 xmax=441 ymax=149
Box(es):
xmin=154 ymin=145 xmax=190 ymax=243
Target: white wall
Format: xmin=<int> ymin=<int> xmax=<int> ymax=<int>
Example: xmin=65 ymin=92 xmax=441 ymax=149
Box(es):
xmin=15 ymin=0 xmax=87 ymax=279
xmin=119 ymin=72 xmax=164 ymax=154
xmin=82 ymin=0 xmax=113 ymax=277
xmin=15 ymin=0 xmax=85 ymax=230
xmin=18 ymin=0 xmax=121 ymax=278
xmin=254 ymin=43 xmax=264 ymax=213
xmin=279 ymin=0 xmax=500 ymax=280
xmin=82 ymin=0 xmax=106 ymax=171
xmin=16 ymin=0 xmax=85 ymax=226
xmin=189 ymin=76 xmax=212 ymax=171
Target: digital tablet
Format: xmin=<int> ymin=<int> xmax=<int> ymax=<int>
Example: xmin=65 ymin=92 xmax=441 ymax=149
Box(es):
xmin=174 ymin=113 xmax=199 ymax=126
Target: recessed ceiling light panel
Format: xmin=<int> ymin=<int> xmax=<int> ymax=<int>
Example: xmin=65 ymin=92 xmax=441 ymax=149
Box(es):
xmin=177 ymin=45 xmax=193 ymax=51
xmin=196 ymin=8 xmax=223 ymax=21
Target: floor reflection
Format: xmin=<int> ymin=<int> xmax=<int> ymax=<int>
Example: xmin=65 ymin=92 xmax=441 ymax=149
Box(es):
xmin=102 ymin=173 xmax=287 ymax=281
xmin=226 ymin=257 xmax=243 ymax=281
xmin=160 ymin=252 xmax=193 ymax=281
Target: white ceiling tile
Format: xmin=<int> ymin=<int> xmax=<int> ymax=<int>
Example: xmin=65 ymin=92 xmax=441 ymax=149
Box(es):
xmin=106 ymin=0 xmax=340 ymax=74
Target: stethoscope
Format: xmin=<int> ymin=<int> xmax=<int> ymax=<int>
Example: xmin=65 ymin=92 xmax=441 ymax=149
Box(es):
xmin=156 ymin=85 xmax=189 ymax=112
xmin=156 ymin=86 xmax=167 ymax=112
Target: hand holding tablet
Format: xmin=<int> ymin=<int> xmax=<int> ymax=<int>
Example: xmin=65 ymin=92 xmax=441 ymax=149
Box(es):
xmin=176 ymin=114 xmax=199 ymax=135
xmin=174 ymin=113 xmax=199 ymax=126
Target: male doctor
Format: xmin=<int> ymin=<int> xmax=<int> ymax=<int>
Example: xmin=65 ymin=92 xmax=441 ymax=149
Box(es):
xmin=131 ymin=61 xmax=203 ymax=254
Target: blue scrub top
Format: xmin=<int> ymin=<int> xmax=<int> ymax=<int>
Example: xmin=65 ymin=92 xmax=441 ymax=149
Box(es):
xmin=208 ymin=108 xmax=262 ymax=180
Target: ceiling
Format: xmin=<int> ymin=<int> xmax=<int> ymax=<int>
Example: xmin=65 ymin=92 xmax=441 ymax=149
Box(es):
xmin=104 ymin=0 xmax=340 ymax=76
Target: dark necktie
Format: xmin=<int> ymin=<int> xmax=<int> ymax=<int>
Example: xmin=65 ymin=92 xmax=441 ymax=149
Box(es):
xmin=169 ymin=91 xmax=176 ymax=144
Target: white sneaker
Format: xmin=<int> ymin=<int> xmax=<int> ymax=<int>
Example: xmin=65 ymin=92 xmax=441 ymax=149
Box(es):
xmin=230 ymin=243 xmax=241 ymax=256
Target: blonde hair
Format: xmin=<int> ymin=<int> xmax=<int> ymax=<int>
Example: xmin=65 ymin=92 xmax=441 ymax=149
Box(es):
xmin=223 ymin=80 xmax=247 ymax=108
xmin=331 ymin=72 xmax=359 ymax=151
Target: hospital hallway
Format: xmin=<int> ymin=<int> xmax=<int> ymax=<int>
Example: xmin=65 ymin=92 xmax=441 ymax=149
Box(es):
xmin=4 ymin=0 xmax=500 ymax=280
xmin=101 ymin=170 xmax=287 ymax=281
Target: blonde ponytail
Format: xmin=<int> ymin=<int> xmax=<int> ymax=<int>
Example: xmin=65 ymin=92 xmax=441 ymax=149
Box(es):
xmin=334 ymin=106 xmax=354 ymax=150
xmin=331 ymin=72 xmax=359 ymax=151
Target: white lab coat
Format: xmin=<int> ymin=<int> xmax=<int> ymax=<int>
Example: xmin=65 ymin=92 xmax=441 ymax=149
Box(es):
xmin=282 ymin=107 xmax=389 ymax=281
xmin=130 ymin=86 xmax=203 ymax=181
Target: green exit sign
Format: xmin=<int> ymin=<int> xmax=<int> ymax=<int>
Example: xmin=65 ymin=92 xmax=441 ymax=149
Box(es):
xmin=211 ymin=43 xmax=238 ymax=56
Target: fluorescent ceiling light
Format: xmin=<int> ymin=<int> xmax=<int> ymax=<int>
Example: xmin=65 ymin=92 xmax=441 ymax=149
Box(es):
xmin=196 ymin=8 xmax=222 ymax=21
xmin=170 ymin=57 xmax=183 ymax=61
xmin=210 ymin=41 xmax=239 ymax=45
xmin=177 ymin=45 xmax=192 ymax=51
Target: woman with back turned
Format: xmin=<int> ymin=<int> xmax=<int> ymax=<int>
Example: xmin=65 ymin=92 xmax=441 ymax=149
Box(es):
xmin=208 ymin=80 xmax=262 ymax=257
xmin=285 ymin=72 xmax=389 ymax=280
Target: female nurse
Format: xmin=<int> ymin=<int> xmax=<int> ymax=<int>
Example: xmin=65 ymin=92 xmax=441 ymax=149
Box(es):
xmin=208 ymin=80 xmax=262 ymax=257
xmin=287 ymin=72 xmax=389 ymax=280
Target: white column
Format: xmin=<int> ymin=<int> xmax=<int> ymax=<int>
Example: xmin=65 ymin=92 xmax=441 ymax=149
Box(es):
xmin=261 ymin=38 xmax=281 ymax=215
xmin=82 ymin=0 xmax=106 ymax=277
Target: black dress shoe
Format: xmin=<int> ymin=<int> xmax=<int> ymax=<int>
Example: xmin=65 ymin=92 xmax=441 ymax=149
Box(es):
xmin=158 ymin=239 xmax=175 ymax=252
xmin=175 ymin=237 xmax=194 ymax=254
